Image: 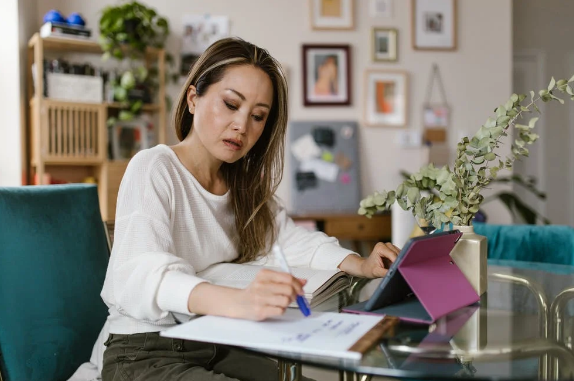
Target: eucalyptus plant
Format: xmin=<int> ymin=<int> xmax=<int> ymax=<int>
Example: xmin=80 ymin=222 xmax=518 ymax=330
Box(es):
xmin=358 ymin=75 xmax=574 ymax=228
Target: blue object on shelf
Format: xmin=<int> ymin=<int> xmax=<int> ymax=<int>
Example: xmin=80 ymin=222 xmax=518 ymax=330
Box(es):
xmin=67 ymin=12 xmax=86 ymax=27
xmin=43 ymin=9 xmax=66 ymax=24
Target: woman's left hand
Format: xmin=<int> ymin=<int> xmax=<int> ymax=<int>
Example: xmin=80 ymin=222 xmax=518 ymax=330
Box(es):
xmin=339 ymin=242 xmax=401 ymax=278
xmin=361 ymin=242 xmax=401 ymax=278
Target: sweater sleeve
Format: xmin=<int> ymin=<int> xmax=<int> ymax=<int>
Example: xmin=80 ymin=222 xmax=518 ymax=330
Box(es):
xmin=103 ymin=151 xmax=207 ymax=322
xmin=251 ymin=199 xmax=358 ymax=270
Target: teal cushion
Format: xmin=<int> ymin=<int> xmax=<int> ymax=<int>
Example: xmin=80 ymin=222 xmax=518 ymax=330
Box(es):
xmin=0 ymin=184 xmax=109 ymax=381
xmin=474 ymin=223 xmax=574 ymax=266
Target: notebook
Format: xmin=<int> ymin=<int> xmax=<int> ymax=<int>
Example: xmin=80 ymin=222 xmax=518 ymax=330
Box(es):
xmin=162 ymin=309 xmax=399 ymax=360
xmin=197 ymin=263 xmax=350 ymax=308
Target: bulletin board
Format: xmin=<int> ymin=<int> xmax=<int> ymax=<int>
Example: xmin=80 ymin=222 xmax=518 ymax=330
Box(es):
xmin=289 ymin=121 xmax=361 ymax=214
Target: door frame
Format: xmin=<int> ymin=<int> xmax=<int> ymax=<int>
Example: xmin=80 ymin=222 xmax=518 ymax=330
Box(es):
xmin=513 ymin=50 xmax=547 ymax=220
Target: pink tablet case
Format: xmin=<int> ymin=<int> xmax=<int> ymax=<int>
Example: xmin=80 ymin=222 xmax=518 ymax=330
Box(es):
xmin=343 ymin=232 xmax=480 ymax=324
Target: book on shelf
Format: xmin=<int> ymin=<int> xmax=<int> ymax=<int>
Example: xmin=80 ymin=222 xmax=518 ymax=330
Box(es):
xmin=197 ymin=262 xmax=351 ymax=308
xmin=40 ymin=22 xmax=92 ymax=40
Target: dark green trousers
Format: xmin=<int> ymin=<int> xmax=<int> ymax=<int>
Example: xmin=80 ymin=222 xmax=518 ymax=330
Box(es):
xmin=102 ymin=332 xmax=295 ymax=381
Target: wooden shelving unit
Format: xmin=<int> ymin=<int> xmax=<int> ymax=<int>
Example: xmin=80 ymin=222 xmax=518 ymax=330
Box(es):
xmin=26 ymin=33 xmax=167 ymax=220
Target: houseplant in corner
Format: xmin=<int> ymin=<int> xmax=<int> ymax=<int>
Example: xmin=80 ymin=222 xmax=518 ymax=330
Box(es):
xmin=358 ymin=75 xmax=574 ymax=295
xmin=98 ymin=1 xmax=177 ymax=125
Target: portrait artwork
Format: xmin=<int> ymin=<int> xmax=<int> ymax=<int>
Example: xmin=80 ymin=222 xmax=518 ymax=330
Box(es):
xmin=303 ymin=44 xmax=351 ymax=106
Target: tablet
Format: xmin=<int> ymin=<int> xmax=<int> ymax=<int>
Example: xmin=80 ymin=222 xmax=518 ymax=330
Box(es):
xmin=364 ymin=230 xmax=462 ymax=311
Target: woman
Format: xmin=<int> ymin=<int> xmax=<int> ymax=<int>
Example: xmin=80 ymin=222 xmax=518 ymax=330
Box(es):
xmin=101 ymin=37 xmax=399 ymax=381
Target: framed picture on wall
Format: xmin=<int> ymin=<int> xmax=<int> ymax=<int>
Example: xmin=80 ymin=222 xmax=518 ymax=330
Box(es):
xmin=302 ymin=44 xmax=351 ymax=106
xmin=411 ymin=0 xmax=457 ymax=51
xmin=310 ymin=0 xmax=354 ymax=30
xmin=364 ymin=70 xmax=408 ymax=127
xmin=372 ymin=28 xmax=398 ymax=62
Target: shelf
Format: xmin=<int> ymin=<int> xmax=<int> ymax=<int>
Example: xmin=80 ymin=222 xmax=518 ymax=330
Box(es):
xmin=107 ymin=102 xmax=161 ymax=112
xmin=30 ymin=98 xmax=161 ymax=112
xmin=32 ymin=158 xmax=104 ymax=166
xmin=28 ymin=33 xmax=161 ymax=58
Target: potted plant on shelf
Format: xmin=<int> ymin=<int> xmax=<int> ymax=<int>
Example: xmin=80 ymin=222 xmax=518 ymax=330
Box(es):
xmin=98 ymin=1 xmax=176 ymax=125
xmin=358 ymin=75 xmax=574 ymax=295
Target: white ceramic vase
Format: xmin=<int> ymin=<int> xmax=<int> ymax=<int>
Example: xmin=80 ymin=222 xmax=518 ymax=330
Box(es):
xmin=450 ymin=225 xmax=488 ymax=296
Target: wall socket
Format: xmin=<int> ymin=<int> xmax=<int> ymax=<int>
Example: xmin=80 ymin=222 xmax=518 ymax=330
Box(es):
xmin=396 ymin=130 xmax=423 ymax=148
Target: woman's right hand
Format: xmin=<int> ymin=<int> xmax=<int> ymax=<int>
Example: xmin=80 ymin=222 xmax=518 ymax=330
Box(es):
xmin=235 ymin=269 xmax=307 ymax=321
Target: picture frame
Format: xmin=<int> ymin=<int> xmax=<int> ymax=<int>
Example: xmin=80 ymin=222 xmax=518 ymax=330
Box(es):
xmin=423 ymin=104 xmax=449 ymax=129
xmin=411 ymin=0 xmax=457 ymax=51
xmin=372 ymin=28 xmax=398 ymax=62
xmin=310 ymin=0 xmax=354 ymax=30
xmin=302 ymin=44 xmax=351 ymax=107
xmin=364 ymin=70 xmax=408 ymax=127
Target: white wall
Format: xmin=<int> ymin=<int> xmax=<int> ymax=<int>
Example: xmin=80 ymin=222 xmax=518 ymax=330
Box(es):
xmin=514 ymin=0 xmax=574 ymax=226
xmin=32 ymin=0 xmax=513 ymax=222
xmin=0 ymin=0 xmax=23 ymax=186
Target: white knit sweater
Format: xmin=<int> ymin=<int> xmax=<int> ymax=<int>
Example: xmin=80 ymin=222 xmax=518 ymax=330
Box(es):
xmin=101 ymin=144 xmax=355 ymax=334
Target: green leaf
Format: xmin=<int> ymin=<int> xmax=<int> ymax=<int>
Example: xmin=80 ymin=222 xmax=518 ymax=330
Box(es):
xmin=528 ymin=117 xmax=539 ymax=128
xmin=548 ymin=76 xmax=556 ymax=91
xmin=485 ymin=152 xmax=496 ymax=161
xmin=510 ymin=93 xmax=519 ymax=102
xmin=569 ymin=74 xmax=574 ymax=83
xmin=119 ymin=110 xmax=134 ymax=121
xmin=407 ymin=187 xmax=420 ymax=205
xmin=530 ymin=90 xmax=535 ymax=100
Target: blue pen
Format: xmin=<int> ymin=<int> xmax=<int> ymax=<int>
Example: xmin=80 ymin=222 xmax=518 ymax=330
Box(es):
xmin=272 ymin=243 xmax=311 ymax=317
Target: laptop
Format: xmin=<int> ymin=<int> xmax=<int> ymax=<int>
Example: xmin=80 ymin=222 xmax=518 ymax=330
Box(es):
xmin=342 ymin=231 xmax=479 ymax=324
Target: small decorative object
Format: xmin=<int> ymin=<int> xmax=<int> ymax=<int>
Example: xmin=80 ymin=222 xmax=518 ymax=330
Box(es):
xmin=310 ymin=0 xmax=354 ymax=30
xmin=180 ymin=14 xmax=230 ymax=77
xmin=423 ymin=63 xmax=450 ymax=143
xmin=302 ymin=44 xmax=351 ymax=107
xmin=363 ymin=70 xmax=408 ymax=127
xmin=372 ymin=28 xmax=398 ymax=62
xmin=67 ymin=12 xmax=86 ymax=26
xmin=370 ymin=0 xmax=393 ymax=18
xmin=412 ymin=0 xmax=457 ymax=51
xmin=43 ymin=9 xmax=66 ymax=24
xmin=358 ymin=74 xmax=574 ymax=295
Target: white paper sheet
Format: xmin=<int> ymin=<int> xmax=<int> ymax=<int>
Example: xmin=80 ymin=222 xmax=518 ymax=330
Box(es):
xmin=161 ymin=310 xmax=383 ymax=360
xmin=291 ymin=134 xmax=321 ymax=162
xmin=299 ymin=158 xmax=339 ymax=182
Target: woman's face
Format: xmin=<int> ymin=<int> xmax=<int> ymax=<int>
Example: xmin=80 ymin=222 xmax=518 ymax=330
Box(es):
xmin=187 ymin=65 xmax=274 ymax=164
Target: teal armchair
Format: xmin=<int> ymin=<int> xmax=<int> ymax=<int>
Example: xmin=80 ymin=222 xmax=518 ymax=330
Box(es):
xmin=474 ymin=223 xmax=574 ymax=266
xmin=0 ymin=184 xmax=109 ymax=381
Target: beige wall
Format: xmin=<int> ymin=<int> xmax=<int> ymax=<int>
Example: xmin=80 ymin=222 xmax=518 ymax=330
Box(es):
xmin=0 ymin=0 xmax=23 ymax=186
xmin=30 ymin=0 xmax=513 ymax=222
xmin=514 ymin=0 xmax=574 ymax=226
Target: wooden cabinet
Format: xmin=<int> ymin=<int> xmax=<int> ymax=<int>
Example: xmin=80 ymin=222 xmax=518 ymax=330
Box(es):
xmin=290 ymin=213 xmax=392 ymax=255
xmin=25 ymin=33 xmax=167 ymax=220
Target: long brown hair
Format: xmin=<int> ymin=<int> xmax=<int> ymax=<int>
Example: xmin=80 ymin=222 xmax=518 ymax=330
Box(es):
xmin=172 ymin=37 xmax=288 ymax=263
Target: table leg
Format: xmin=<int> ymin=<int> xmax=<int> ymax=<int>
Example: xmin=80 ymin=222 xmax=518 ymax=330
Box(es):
xmin=550 ymin=287 xmax=574 ymax=380
xmin=490 ymin=272 xmax=549 ymax=380
xmin=339 ymin=371 xmax=372 ymax=381
xmin=277 ymin=359 xmax=302 ymax=381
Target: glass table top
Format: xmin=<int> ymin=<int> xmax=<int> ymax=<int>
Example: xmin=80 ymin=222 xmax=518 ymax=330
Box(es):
xmin=252 ymin=260 xmax=574 ymax=380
